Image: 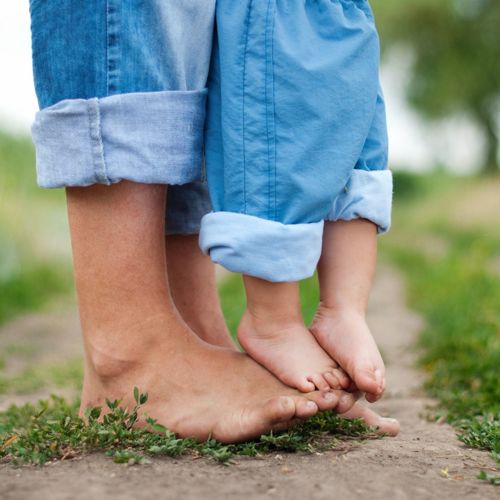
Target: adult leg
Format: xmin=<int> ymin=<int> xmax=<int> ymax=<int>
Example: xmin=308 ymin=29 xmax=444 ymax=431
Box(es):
xmin=164 ymin=182 xmax=234 ymax=349
xmin=166 ymin=233 xmax=235 ymax=349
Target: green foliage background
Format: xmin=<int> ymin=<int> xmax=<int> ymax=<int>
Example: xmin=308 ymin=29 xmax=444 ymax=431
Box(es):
xmin=373 ymin=0 xmax=500 ymax=172
xmin=0 ymin=132 xmax=73 ymax=325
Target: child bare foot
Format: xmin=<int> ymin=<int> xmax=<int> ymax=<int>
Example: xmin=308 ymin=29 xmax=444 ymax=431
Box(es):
xmin=238 ymin=276 xmax=350 ymax=393
xmin=311 ymin=305 xmax=385 ymax=402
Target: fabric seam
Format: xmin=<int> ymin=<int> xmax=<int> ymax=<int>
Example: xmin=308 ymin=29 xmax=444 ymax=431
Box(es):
xmin=241 ymin=2 xmax=253 ymax=214
xmin=87 ymin=98 xmax=110 ymax=184
xmin=106 ymin=0 xmax=120 ymax=94
xmin=105 ymin=0 xmax=109 ymax=94
xmin=264 ymin=0 xmax=277 ymax=221
xmin=271 ymin=1 xmax=277 ymax=221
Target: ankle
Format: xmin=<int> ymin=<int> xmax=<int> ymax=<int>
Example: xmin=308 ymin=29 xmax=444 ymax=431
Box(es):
xmin=83 ymin=311 xmax=174 ymax=381
xmin=245 ymin=303 xmax=302 ymax=325
xmin=240 ymin=307 xmax=304 ymax=338
xmin=87 ymin=346 xmax=143 ymax=381
xmin=243 ymin=275 xmax=302 ymax=325
xmin=316 ymin=301 xmax=366 ymax=320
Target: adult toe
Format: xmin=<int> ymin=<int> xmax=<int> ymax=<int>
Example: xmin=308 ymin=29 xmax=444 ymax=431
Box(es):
xmin=338 ymin=403 xmax=400 ymax=436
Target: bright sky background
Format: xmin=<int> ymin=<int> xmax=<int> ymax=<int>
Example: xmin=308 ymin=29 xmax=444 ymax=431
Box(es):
xmin=0 ymin=3 xmax=483 ymax=173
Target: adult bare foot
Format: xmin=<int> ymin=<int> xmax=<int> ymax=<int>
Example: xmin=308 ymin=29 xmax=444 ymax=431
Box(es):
xmin=311 ymin=305 xmax=385 ymax=403
xmin=69 ymin=181 xmax=354 ymax=444
xmin=81 ymin=311 xmax=356 ymax=443
xmin=238 ymin=276 xmax=351 ymax=393
xmin=339 ymin=402 xmax=400 ymax=436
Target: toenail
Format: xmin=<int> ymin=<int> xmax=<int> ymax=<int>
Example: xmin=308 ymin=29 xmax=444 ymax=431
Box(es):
xmin=380 ymin=417 xmax=398 ymax=423
xmin=306 ymin=401 xmax=317 ymax=410
xmin=339 ymin=394 xmax=352 ymax=406
xmin=323 ymin=392 xmax=336 ymax=402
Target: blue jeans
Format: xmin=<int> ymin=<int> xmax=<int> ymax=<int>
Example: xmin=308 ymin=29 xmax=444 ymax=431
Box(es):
xmin=30 ymin=0 xmax=392 ymax=281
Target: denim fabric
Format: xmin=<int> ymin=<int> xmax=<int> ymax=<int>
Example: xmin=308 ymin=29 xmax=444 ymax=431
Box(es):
xmin=29 ymin=0 xmax=215 ymax=233
xmin=201 ymin=0 xmax=391 ymax=281
xmin=166 ymin=182 xmax=212 ymax=235
xmin=30 ymin=0 xmax=392 ymax=281
xmin=32 ymin=91 xmax=207 ymax=188
xmin=30 ymin=0 xmax=215 ymax=108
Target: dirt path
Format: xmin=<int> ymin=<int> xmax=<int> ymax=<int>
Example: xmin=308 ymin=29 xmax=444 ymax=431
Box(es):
xmin=0 ymin=265 xmax=497 ymax=499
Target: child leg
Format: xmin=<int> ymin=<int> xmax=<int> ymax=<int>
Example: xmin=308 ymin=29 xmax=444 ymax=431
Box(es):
xmin=311 ymin=219 xmax=385 ymax=402
xmin=201 ymin=1 xmax=391 ymax=395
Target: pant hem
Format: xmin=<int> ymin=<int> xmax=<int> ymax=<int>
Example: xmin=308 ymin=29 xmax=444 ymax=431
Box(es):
xmin=31 ymin=90 xmax=207 ymax=188
xmin=327 ymin=169 xmax=393 ymax=234
xmin=199 ymin=212 xmax=324 ymax=282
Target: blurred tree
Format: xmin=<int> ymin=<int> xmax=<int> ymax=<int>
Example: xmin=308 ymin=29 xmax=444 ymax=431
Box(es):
xmin=373 ymin=0 xmax=500 ymax=173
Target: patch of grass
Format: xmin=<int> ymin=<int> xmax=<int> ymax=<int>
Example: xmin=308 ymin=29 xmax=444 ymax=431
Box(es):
xmin=0 ymin=358 xmax=83 ymax=395
xmin=381 ymin=172 xmax=500 ymax=474
xmin=0 ymin=263 xmax=72 ymax=325
xmin=3 ymin=343 xmax=38 ymax=357
xmin=477 ymin=470 xmax=500 ymax=486
xmin=0 ymin=389 xmax=379 ymax=466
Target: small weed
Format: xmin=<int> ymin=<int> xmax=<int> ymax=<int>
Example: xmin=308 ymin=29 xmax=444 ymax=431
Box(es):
xmin=107 ymin=450 xmax=151 ymax=465
xmin=477 ymin=470 xmax=500 ymax=486
xmin=0 ymin=389 xmax=378 ymax=466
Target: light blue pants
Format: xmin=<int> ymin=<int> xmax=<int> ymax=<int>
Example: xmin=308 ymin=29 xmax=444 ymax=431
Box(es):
xmin=30 ymin=0 xmax=392 ymax=282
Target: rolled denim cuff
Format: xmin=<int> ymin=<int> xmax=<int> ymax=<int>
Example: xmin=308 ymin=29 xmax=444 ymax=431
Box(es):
xmin=327 ymin=169 xmax=393 ymax=234
xmin=31 ymin=90 xmax=207 ymax=188
xmin=199 ymin=212 xmax=324 ymax=282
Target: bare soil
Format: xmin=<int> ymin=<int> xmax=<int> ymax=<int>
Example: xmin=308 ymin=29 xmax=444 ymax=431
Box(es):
xmin=0 ymin=265 xmax=497 ymax=500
